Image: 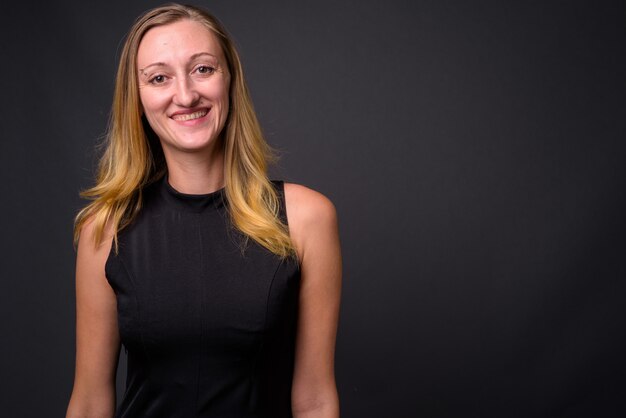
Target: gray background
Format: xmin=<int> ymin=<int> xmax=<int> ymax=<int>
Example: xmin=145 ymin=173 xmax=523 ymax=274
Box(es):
xmin=1 ymin=0 xmax=625 ymax=416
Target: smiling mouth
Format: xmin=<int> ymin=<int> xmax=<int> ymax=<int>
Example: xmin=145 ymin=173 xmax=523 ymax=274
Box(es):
xmin=171 ymin=109 xmax=209 ymax=122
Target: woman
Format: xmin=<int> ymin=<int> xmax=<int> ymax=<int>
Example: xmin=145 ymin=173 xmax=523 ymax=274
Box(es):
xmin=66 ymin=4 xmax=341 ymax=418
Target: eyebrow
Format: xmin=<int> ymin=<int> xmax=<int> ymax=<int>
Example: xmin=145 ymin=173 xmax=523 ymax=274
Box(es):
xmin=138 ymin=52 xmax=219 ymax=74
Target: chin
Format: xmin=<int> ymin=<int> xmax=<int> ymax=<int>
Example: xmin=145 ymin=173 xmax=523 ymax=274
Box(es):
xmin=172 ymin=136 xmax=221 ymax=152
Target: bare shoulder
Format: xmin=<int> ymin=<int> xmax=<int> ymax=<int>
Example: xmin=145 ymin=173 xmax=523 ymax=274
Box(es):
xmin=283 ymin=183 xmax=337 ymax=230
xmin=75 ymin=215 xmax=116 ymax=280
xmin=283 ymin=183 xmax=338 ymax=261
xmin=77 ymin=215 xmax=115 ymax=254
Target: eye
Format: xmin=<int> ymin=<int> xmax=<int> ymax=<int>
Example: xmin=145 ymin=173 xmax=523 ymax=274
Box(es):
xmin=148 ymin=74 xmax=167 ymax=84
xmin=196 ymin=65 xmax=216 ymax=75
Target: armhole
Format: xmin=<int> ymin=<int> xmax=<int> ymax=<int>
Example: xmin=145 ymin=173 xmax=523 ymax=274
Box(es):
xmin=103 ymin=226 xmax=122 ymax=294
xmin=271 ymin=180 xmax=289 ymax=226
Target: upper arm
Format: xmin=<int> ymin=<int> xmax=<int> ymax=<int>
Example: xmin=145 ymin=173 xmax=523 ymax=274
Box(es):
xmin=284 ymin=183 xmax=342 ymax=416
xmin=67 ymin=219 xmax=120 ymax=417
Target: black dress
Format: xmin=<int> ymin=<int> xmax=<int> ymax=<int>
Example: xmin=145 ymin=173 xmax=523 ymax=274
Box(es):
xmin=105 ymin=176 xmax=301 ymax=417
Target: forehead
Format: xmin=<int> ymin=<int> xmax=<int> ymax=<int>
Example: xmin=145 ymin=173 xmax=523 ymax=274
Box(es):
xmin=137 ymin=19 xmax=224 ymax=65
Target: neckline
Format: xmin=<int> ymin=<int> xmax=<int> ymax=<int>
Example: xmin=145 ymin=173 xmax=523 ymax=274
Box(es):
xmin=158 ymin=175 xmax=225 ymax=213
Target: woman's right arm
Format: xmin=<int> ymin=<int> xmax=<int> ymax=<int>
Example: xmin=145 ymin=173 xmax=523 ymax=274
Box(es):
xmin=66 ymin=219 xmax=120 ymax=418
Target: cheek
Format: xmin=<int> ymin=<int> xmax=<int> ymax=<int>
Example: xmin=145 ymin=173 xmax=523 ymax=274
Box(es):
xmin=139 ymin=89 xmax=163 ymax=115
xmin=215 ymin=84 xmax=230 ymax=118
xmin=221 ymin=77 xmax=231 ymax=104
xmin=200 ymin=74 xmax=230 ymax=102
xmin=138 ymin=91 xmax=170 ymax=138
xmin=204 ymin=83 xmax=229 ymax=106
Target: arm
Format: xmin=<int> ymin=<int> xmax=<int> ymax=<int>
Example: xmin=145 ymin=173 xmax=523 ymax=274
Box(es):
xmin=285 ymin=184 xmax=342 ymax=418
xmin=66 ymin=219 xmax=120 ymax=418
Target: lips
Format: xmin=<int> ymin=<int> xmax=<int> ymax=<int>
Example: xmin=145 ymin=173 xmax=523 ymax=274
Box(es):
xmin=171 ymin=108 xmax=209 ymax=122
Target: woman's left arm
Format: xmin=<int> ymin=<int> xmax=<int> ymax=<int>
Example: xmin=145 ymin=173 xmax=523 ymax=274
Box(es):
xmin=285 ymin=183 xmax=342 ymax=418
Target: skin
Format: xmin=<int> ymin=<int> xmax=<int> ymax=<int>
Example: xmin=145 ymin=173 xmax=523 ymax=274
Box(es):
xmin=66 ymin=19 xmax=341 ymax=418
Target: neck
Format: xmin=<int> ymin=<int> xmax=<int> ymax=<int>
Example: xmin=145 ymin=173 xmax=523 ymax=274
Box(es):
xmin=162 ymin=143 xmax=225 ymax=194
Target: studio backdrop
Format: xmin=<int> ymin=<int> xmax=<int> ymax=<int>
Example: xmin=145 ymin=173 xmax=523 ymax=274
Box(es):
xmin=1 ymin=0 xmax=625 ymax=417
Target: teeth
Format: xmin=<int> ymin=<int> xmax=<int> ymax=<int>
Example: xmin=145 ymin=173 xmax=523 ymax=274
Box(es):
xmin=172 ymin=110 xmax=208 ymax=121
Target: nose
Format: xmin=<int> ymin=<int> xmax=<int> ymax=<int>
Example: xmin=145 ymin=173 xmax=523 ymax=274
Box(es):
xmin=172 ymin=76 xmax=200 ymax=107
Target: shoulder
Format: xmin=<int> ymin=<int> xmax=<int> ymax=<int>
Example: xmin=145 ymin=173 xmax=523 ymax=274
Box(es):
xmin=283 ymin=183 xmax=338 ymax=260
xmin=77 ymin=214 xmax=115 ymax=256
xmin=283 ymin=183 xmax=337 ymax=228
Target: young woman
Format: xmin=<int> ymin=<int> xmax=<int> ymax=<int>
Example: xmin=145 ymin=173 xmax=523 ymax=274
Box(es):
xmin=66 ymin=4 xmax=341 ymax=417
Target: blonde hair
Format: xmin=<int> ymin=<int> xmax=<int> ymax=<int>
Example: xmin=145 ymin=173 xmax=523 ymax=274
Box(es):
xmin=74 ymin=3 xmax=294 ymax=258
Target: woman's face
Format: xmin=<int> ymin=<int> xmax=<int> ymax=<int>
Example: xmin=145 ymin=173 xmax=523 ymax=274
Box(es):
xmin=137 ymin=19 xmax=230 ymax=156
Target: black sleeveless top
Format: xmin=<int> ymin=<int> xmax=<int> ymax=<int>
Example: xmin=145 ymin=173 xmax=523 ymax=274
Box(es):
xmin=105 ymin=176 xmax=300 ymax=417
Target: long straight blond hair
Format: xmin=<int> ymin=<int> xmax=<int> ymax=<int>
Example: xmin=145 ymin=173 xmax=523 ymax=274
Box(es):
xmin=74 ymin=3 xmax=294 ymax=258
